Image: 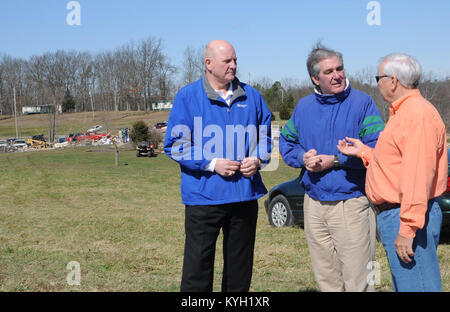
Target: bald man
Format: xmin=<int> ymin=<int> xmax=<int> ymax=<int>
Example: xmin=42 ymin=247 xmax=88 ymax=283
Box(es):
xmin=164 ymin=40 xmax=272 ymax=292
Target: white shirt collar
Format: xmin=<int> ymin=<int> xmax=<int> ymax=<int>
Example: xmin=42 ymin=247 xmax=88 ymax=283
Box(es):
xmin=215 ymin=83 xmax=234 ymax=106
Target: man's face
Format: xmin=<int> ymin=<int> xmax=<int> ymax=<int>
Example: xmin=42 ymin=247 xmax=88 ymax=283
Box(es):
xmin=376 ymin=62 xmax=390 ymax=103
xmin=206 ymin=44 xmax=237 ymax=85
xmin=312 ymin=56 xmax=346 ymax=94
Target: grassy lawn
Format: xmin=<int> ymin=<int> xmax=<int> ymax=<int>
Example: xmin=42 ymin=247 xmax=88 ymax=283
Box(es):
xmin=0 ymin=147 xmax=449 ymax=292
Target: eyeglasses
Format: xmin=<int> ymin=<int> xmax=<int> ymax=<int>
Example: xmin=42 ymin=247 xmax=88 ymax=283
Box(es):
xmin=375 ymin=75 xmax=389 ymax=83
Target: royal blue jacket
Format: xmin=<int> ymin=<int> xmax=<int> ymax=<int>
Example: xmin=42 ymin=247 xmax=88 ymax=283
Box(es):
xmin=279 ymin=83 xmax=384 ymax=201
xmin=164 ymin=77 xmax=272 ymax=206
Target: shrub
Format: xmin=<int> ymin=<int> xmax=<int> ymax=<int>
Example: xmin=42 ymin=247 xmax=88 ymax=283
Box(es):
xmin=148 ymin=129 xmax=164 ymax=148
xmin=130 ymin=120 xmax=149 ymax=144
xmin=279 ymin=102 xmax=291 ymax=120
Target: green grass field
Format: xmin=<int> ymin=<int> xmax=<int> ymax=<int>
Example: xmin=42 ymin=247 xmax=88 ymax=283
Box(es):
xmin=1 ymin=147 xmax=449 ymax=292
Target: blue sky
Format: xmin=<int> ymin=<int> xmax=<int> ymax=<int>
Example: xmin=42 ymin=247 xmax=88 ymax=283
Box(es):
xmin=1 ymin=0 xmax=450 ymax=83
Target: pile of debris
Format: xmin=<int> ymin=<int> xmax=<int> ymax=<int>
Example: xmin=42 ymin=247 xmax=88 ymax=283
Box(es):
xmin=1 ymin=125 xmax=132 ymax=153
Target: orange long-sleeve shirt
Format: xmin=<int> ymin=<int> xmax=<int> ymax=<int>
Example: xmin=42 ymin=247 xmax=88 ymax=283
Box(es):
xmin=357 ymin=89 xmax=447 ymax=238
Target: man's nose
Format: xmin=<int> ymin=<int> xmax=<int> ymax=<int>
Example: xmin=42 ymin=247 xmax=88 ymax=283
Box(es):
xmin=332 ymin=70 xmax=342 ymax=79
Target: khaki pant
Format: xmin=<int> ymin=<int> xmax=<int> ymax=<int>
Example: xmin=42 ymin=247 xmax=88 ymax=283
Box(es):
xmin=303 ymin=194 xmax=376 ymax=292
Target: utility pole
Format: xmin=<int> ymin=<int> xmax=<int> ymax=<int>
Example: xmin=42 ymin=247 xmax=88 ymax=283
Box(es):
xmin=89 ymin=87 xmax=95 ymax=120
xmin=13 ymin=87 xmax=18 ymax=138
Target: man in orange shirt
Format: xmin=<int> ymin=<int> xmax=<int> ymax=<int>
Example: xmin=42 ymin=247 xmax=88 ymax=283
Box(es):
xmin=337 ymin=53 xmax=447 ymax=292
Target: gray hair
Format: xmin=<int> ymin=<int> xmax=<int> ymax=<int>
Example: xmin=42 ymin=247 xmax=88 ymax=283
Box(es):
xmin=306 ymin=43 xmax=344 ymax=80
xmin=380 ymin=53 xmax=422 ymax=88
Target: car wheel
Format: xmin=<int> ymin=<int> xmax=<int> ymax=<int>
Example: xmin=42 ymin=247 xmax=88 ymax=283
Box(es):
xmin=268 ymin=194 xmax=294 ymax=227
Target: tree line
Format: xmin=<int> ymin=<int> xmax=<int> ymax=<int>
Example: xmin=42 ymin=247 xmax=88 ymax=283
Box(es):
xmin=0 ymin=36 xmax=178 ymax=116
xmin=1 ymin=37 xmax=448 ymax=129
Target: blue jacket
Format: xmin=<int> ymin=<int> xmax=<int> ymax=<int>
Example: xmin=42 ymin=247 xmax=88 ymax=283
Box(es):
xmin=164 ymin=77 xmax=272 ymax=206
xmin=279 ymin=83 xmax=384 ymax=201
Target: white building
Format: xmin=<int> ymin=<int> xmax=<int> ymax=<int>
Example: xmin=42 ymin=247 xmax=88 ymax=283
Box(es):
xmin=152 ymin=101 xmax=173 ymax=111
xmin=22 ymin=105 xmax=62 ymax=115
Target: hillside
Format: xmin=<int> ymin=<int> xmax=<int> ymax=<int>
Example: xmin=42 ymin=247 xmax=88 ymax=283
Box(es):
xmin=0 ymin=111 xmax=170 ymax=139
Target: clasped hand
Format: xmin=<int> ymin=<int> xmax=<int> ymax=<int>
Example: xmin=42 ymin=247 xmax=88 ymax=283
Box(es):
xmin=215 ymin=157 xmax=260 ymax=178
xmin=303 ymin=149 xmax=334 ymax=172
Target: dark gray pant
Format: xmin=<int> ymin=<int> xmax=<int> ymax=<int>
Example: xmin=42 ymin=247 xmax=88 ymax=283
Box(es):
xmin=180 ymin=200 xmax=258 ymax=292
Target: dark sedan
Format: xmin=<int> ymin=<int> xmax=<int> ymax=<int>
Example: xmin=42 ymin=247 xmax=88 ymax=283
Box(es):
xmin=264 ymin=149 xmax=450 ymax=228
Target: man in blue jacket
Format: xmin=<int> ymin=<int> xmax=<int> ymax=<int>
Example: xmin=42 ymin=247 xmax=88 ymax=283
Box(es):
xmin=279 ymin=44 xmax=384 ymax=291
xmin=164 ymin=39 xmax=272 ymax=292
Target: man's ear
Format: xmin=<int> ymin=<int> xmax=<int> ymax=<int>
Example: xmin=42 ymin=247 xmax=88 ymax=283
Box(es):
xmin=311 ymin=75 xmax=320 ymax=86
xmin=205 ymin=58 xmax=212 ymax=71
xmin=390 ymin=75 xmax=399 ymax=92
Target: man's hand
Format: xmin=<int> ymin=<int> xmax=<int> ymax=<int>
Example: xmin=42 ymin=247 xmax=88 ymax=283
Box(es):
xmin=337 ymin=137 xmax=362 ymax=156
xmin=239 ymin=157 xmax=260 ymax=178
xmin=303 ymin=149 xmax=319 ymax=171
xmin=394 ymin=234 xmax=415 ymax=263
xmin=303 ymin=149 xmax=334 ymax=172
xmin=214 ymin=159 xmax=241 ymax=177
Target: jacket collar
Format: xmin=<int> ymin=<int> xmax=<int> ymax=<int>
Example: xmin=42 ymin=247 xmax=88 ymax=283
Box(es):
xmin=202 ymin=75 xmax=246 ymax=105
xmin=313 ymin=78 xmax=351 ymax=104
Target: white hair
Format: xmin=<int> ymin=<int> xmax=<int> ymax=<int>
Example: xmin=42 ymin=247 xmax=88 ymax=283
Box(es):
xmin=380 ymin=53 xmax=422 ymax=88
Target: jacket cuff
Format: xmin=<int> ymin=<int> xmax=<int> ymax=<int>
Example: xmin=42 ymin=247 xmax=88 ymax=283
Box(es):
xmin=337 ymin=153 xmax=349 ymax=166
xmin=297 ymin=151 xmax=305 ymax=167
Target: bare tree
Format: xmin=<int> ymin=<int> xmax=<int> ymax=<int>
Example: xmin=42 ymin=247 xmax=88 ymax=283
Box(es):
xmin=137 ymin=37 xmax=163 ymax=112
xmin=181 ymin=46 xmax=204 ymax=86
xmin=96 ymin=51 xmax=121 ymax=117
xmin=157 ymin=54 xmax=177 ymax=100
xmin=252 ymin=76 xmax=273 ymax=90
xmin=1 ymin=55 xmax=26 ymax=115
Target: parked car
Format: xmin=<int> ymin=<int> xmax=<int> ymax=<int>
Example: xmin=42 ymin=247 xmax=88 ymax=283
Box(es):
xmin=13 ymin=139 xmax=28 ymax=150
xmin=155 ymin=122 xmax=167 ymax=133
xmin=264 ymin=148 xmax=450 ymax=229
xmin=0 ymin=140 xmax=7 ymax=149
xmin=155 ymin=122 xmax=167 ymax=129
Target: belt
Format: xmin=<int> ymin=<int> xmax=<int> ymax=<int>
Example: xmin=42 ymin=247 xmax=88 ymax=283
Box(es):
xmin=373 ymin=202 xmax=400 ymax=213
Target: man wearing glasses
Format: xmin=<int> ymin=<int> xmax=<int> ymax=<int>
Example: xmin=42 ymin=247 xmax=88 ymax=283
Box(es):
xmin=279 ymin=43 xmax=384 ymax=291
xmin=338 ymin=53 xmax=447 ymax=291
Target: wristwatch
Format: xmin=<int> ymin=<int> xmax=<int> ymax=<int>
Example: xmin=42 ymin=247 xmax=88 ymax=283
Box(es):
xmin=333 ymin=155 xmax=340 ymax=168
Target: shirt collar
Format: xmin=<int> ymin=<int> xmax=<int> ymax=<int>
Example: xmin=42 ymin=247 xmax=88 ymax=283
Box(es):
xmin=215 ymin=82 xmax=234 ymax=103
xmin=389 ymin=89 xmax=422 ymax=116
xmin=202 ymin=75 xmax=246 ymax=106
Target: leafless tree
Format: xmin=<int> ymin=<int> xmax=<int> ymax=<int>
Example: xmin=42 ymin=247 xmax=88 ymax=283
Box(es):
xmin=136 ymin=37 xmax=164 ymax=112
xmin=181 ymin=46 xmax=204 ymax=86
